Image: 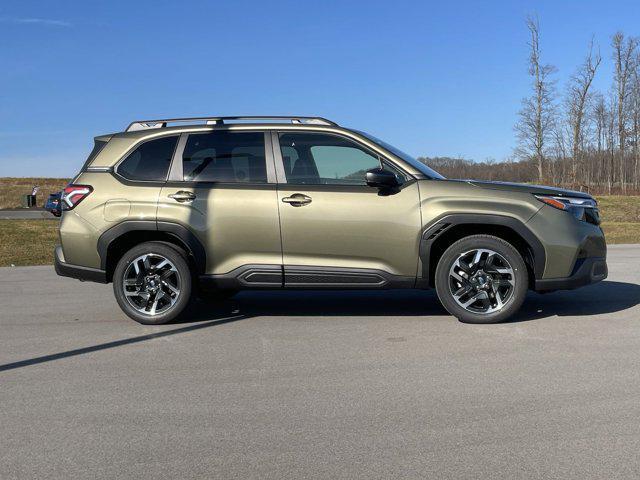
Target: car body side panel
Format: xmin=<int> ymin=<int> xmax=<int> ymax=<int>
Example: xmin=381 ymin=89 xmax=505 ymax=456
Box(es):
xmin=417 ymin=180 xmax=542 ymax=230
xmin=277 ymin=182 xmax=422 ymax=277
xmin=157 ymin=183 xmax=282 ymax=274
xmin=58 ymin=172 xmax=161 ymax=268
xmin=525 ymin=205 xmax=606 ymax=278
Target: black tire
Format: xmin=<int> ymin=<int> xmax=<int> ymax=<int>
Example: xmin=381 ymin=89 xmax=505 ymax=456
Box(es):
xmin=113 ymin=241 xmax=193 ymax=325
xmin=434 ymin=235 xmax=528 ymax=324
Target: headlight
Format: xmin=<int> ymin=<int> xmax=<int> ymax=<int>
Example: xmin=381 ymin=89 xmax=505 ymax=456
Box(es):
xmin=535 ymin=195 xmax=600 ymax=224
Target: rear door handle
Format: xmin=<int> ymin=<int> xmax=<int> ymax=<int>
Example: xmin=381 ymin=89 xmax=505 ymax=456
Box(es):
xmin=168 ymin=191 xmax=196 ymax=203
xmin=282 ymin=193 xmax=312 ymax=206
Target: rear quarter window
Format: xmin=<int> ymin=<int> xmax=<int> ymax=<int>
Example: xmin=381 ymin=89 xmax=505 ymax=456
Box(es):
xmin=117 ymin=136 xmax=179 ymax=181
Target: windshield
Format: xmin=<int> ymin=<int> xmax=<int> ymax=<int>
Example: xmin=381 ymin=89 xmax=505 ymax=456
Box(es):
xmin=353 ymin=130 xmax=446 ymax=179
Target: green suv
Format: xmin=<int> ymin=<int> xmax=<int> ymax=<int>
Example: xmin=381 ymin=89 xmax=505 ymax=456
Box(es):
xmin=55 ymin=116 xmax=607 ymax=324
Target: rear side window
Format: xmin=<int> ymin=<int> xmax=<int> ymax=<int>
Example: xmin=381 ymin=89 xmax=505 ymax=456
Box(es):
xmin=182 ymin=131 xmax=267 ymax=182
xmin=118 ymin=136 xmax=178 ymax=181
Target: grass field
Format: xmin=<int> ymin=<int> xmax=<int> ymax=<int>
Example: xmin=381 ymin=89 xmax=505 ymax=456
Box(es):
xmin=0 ymin=220 xmax=60 ymax=266
xmin=0 ymin=177 xmax=70 ymax=210
xmin=596 ymin=195 xmax=640 ymax=244
xmin=0 ymin=178 xmax=638 ymax=267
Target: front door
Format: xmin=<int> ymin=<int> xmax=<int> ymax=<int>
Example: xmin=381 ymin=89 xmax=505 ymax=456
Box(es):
xmin=157 ymin=130 xmax=282 ymax=284
xmin=273 ymin=131 xmax=422 ymax=287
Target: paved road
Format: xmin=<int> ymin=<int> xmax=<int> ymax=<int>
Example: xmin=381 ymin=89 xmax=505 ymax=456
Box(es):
xmin=1 ymin=245 xmax=640 ymax=479
xmin=0 ymin=208 xmax=56 ymax=220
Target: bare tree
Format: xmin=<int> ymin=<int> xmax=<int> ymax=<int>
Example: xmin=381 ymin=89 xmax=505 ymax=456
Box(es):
xmin=632 ymin=64 xmax=640 ymax=189
xmin=566 ymin=38 xmax=601 ymax=186
xmin=515 ymin=16 xmax=557 ymax=182
xmin=422 ymin=24 xmax=640 ymax=195
xmin=611 ymin=32 xmax=639 ymax=192
xmin=593 ymin=93 xmax=608 ymax=186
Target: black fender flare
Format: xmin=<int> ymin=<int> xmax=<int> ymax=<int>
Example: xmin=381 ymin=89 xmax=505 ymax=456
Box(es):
xmin=418 ymin=213 xmax=546 ymax=287
xmin=97 ymin=220 xmax=207 ymax=274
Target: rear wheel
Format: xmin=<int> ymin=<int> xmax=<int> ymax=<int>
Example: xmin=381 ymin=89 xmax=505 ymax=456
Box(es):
xmin=113 ymin=242 xmax=193 ymax=325
xmin=435 ymin=235 xmax=528 ymax=324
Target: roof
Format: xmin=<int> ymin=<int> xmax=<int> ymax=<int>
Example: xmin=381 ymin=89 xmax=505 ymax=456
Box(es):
xmin=125 ymin=116 xmax=337 ymax=133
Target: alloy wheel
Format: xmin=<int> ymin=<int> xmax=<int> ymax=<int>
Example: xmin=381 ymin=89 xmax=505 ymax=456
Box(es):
xmin=448 ymin=248 xmax=515 ymax=314
xmin=122 ymin=253 xmax=181 ymax=316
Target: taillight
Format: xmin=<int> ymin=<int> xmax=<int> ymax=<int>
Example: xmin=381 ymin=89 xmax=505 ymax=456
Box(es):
xmin=62 ymin=184 xmax=93 ymax=210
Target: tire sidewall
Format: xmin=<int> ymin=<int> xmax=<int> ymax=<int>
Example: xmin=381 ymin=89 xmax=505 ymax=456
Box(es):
xmin=435 ymin=235 xmax=528 ymax=324
xmin=113 ymin=242 xmax=193 ymax=325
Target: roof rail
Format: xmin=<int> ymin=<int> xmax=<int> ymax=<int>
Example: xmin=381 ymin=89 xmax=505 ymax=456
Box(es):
xmin=125 ymin=116 xmax=338 ymax=132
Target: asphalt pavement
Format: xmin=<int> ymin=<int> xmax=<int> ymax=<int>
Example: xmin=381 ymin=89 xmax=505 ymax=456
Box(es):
xmin=1 ymin=245 xmax=640 ymax=479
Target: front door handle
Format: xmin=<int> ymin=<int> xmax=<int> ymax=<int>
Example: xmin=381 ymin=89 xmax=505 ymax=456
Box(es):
xmin=282 ymin=193 xmax=312 ymax=206
xmin=168 ymin=191 xmax=196 ymax=203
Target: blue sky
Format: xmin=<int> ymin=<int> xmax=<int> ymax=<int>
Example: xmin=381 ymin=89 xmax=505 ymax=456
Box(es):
xmin=1 ymin=0 xmax=639 ymax=177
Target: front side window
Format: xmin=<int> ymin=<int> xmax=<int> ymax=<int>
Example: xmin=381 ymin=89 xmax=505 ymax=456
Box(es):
xmin=279 ymin=133 xmax=381 ymax=185
xmin=118 ymin=136 xmax=178 ymax=181
xmin=182 ymin=131 xmax=267 ymax=182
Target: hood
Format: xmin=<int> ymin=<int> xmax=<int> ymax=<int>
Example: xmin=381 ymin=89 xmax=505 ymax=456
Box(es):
xmin=460 ymin=179 xmax=593 ymax=199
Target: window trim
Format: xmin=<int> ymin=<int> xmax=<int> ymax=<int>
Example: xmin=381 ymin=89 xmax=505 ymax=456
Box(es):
xmin=272 ymin=130 xmax=412 ymax=186
xmin=114 ymin=134 xmax=180 ymax=184
xmin=168 ymin=130 xmax=275 ymax=184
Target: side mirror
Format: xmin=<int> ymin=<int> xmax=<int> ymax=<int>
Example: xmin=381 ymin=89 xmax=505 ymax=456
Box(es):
xmin=365 ymin=168 xmax=400 ymax=189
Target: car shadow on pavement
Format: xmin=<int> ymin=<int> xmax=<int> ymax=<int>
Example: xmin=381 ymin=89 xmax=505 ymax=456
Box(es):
xmin=0 ymin=310 xmax=248 ymax=373
xmin=220 ymin=289 xmax=448 ymax=318
xmin=512 ymin=280 xmax=640 ymax=322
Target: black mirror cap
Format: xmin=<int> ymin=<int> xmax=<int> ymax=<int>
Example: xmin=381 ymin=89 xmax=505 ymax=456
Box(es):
xmin=366 ymin=168 xmax=400 ymax=188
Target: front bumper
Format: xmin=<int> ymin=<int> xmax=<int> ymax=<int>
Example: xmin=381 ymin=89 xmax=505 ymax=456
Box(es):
xmin=54 ymin=245 xmax=107 ymax=283
xmin=534 ymin=256 xmax=607 ymax=292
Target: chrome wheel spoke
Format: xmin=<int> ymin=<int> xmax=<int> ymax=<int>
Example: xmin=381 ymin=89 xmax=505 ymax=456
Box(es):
xmin=453 ymin=283 xmax=474 ymax=297
xmin=461 ymin=291 xmax=486 ymax=308
xmin=155 ymin=259 xmax=169 ymax=271
xmin=471 ymin=250 xmax=483 ymax=269
xmin=162 ymin=281 xmax=179 ymax=295
xmin=159 ymin=268 xmax=176 ymax=281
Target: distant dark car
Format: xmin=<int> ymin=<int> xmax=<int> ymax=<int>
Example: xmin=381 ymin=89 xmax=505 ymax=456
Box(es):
xmin=45 ymin=192 xmax=62 ymax=217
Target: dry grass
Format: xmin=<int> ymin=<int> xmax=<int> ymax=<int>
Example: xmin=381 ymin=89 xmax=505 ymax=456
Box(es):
xmin=0 ymin=220 xmax=60 ymax=266
xmin=595 ymin=196 xmax=640 ymax=244
xmin=0 ymin=177 xmax=70 ymax=210
xmin=595 ymin=196 xmax=640 ymax=223
xmin=600 ymin=222 xmax=640 ymax=245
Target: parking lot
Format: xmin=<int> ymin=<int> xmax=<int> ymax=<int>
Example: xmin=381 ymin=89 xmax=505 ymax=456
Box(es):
xmin=1 ymin=245 xmax=640 ymax=479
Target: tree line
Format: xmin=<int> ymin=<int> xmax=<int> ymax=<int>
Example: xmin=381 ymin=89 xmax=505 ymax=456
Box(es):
xmin=420 ymin=17 xmax=640 ymax=194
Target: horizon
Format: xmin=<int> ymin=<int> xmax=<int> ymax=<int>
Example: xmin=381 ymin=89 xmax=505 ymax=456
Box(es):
xmin=1 ymin=0 xmax=639 ymax=177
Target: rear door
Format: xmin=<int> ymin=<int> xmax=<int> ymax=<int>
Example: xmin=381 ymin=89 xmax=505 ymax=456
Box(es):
xmin=273 ymin=131 xmax=422 ymax=287
xmin=157 ymin=129 xmax=282 ymax=283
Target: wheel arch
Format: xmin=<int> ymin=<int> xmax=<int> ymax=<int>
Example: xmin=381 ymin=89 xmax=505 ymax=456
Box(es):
xmin=418 ymin=214 xmax=545 ymax=289
xmin=97 ymin=221 xmax=206 ymax=282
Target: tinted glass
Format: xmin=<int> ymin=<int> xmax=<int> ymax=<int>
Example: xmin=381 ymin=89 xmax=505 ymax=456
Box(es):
xmin=182 ymin=131 xmax=267 ymax=182
xmin=279 ymin=133 xmax=380 ymax=185
xmin=352 ymin=129 xmax=445 ymax=179
xmin=118 ymin=136 xmax=178 ymax=181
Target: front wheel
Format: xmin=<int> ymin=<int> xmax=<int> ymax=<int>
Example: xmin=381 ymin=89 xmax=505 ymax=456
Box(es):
xmin=113 ymin=242 xmax=193 ymax=325
xmin=434 ymin=235 xmax=528 ymax=324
